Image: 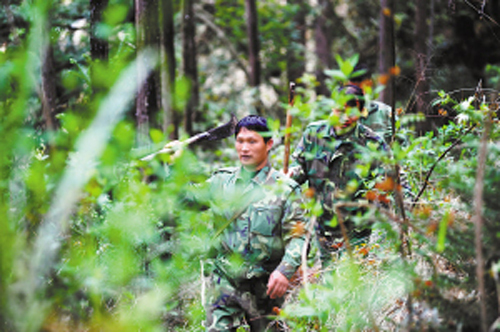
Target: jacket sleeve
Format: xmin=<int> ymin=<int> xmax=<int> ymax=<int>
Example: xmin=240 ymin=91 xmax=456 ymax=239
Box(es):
xmin=289 ymin=128 xmax=311 ymax=186
xmin=275 ymin=184 xmax=309 ymax=280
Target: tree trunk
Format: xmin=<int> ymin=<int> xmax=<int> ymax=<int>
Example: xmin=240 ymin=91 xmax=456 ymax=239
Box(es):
xmin=182 ymin=0 xmax=199 ymax=135
xmin=90 ymin=0 xmax=109 ymax=97
xmin=135 ymin=0 xmax=160 ymax=145
xmin=286 ymin=0 xmax=306 ymax=85
xmin=378 ymin=0 xmax=395 ymax=109
xmin=428 ymin=0 xmax=434 ymax=61
xmin=159 ymin=0 xmax=178 ymax=139
xmin=415 ymin=0 xmax=430 ymax=133
xmin=314 ymin=0 xmax=334 ymax=97
xmin=41 ymin=41 xmax=57 ymax=132
xmin=245 ymin=0 xmax=262 ymax=114
xmin=90 ymin=0 xmax=109 ymax=62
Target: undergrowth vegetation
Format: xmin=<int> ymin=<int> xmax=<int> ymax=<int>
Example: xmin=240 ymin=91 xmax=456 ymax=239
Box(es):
xmin=1 ymin=2 xmax=500 ymax=332
xmin=3 ymin=47 xmax=500 ymax=331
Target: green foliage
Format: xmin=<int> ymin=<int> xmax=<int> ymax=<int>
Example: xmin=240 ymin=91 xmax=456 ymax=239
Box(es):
xmin=273 ymin=54 xmax=500 ymax=331
xmin=324 ymin=54 xmax=361 ymax=82
xmin=282 ymin=256 xmax=410 ymax=331
xmin=1 ymin=0 xmax=500 ymax=330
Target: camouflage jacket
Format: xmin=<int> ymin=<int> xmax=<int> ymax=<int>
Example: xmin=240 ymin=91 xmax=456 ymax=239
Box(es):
xmin=290 ymin=121 xmax=387 ymax=228
xmin=207 ymin=163 xmax=308 ymax=281
xmin=360 ymin=101 xmax=393 ymax=142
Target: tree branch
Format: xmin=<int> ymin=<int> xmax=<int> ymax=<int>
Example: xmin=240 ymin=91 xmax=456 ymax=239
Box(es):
xmin=411 ymin=124 xmax=476 ymax=210
xmin=193 ymin=5 xmax=250 ymax=83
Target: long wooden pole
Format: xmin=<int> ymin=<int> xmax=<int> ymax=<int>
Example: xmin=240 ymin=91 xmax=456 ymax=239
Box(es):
xmin=283 ymin=82 xmax=296 ymax=174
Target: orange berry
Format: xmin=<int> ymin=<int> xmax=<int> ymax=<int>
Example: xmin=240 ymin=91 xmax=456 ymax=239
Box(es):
xmin=366 ymin=190 xmax=377 ymax=201
xmin=378 ymin=74 xmax=390 ymax=85
xmin=438 ymin=108 xmax=448 ymax=116
xmin=375 ymin=177 xmax=395 ymax=192
xmin=378 ymin=194 xmax=390 ymax=204
xmin=360 ymin=79 xmax=373 ymax=89
xmin=383 ymin=7 xmax=391 ymax=16
xmin=358 ymin=247 xmax=369 ymax=256
xmin=390 ymin=66 xmax=401 ymax=76
xmin=304 ymin=187 xmax=315 ymax=198
xmin=331 ymin=241 xmax=344 ymax=250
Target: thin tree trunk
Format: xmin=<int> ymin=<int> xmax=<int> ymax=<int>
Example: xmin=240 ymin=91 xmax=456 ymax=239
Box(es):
xmin=314 ymin=0 xmax=333 ymax=97
xmin=246 ymin=0 xmax=260 ymax=87
xmin=160 ymin=0 xmax=178 ymax=139
xmin=135 ymin=0 xmax=149 ymax=145
xmin=286 ymin=0 xmax=306 ymax=84
xmin=473 ymin=111 xmax=493 ymax=332
xmin=415 ymin=0 xmax=430 ymax=133
xmin=245 ymin=0 xmax=262 ymax=114
xmin=41 ymin=39 xmax=57 ymax=132
xmin=378 ymin=0 xmax=395 ymax=109
xmin=428 ymin=0 xmax=434 ymax=61
xmin=90 ymin=0 xmax=109 ymax=62
xmin=182 ymin=0 xmax=199 ymax=135
xmin=135 ymin=0 xmax=160 ymax=145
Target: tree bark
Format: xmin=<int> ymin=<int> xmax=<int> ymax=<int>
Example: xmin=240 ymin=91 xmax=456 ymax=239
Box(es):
xmin=41 ymin=38 xmax=57 ymax=132
xmin=314 ymin=0 xmax=334 ymax=96
xmin=378 ymin=0 xmax=395 ymax=109
xmin=90 ymin=0 xmax=109 ymax=62
xmin=245 ymin=0 xmax=260 ymax=87
xmin=245 ymin=0 xmax=262 ymax=114
xmin=135 ymin=0 xmax=160 ymax=145
xmin=182 ymin=0 xmax=199 ymax=135
xmin=428 ymin=0 xmax=434 ymax=61
xmin=414 ymin=0 xmax=430 ymax=133
xmin=473 ymin=111 xmax=493 ymax=332
xmin=159 ymin=0 xmax=178 ymax=139
xmin=286 ymin=0 xmax=306 ymax=84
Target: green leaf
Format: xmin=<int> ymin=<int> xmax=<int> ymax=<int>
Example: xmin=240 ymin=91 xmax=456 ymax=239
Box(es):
xmin=324 ymin=69 xmax=347 ymax=81
xmin=436 ymin=212 xmax=449 ymax=252
xmin=149 ymin=128 xmax=165 ymax=144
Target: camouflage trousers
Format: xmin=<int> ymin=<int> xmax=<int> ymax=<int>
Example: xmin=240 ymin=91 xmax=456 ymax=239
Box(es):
xmin=204 ymin=271 xmax=283 ymax=332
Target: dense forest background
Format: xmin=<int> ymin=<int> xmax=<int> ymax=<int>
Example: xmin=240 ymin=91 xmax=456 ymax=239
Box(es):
xmin=1 ymin=0 xmax=500 ymax=331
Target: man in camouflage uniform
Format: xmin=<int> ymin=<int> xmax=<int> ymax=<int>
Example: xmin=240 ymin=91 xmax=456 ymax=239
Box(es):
xmin=288 ymin=85 xmax=388 ymax=266
xmin=349 ymin=62 xmax=394 ymax=142
xmin=361 ymin=100 xmax=393 ymax=142
xmin=205 ymin=115 xmax=309 ymax=331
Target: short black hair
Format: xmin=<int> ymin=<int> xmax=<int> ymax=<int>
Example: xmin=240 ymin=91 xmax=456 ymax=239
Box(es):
xmin=341 ymin=84 xmax=365 ymax=110
xmin=234 ymin=115 xmax=271 ymax=142
xmin=350 ymin=63 xmax=371 ymax=83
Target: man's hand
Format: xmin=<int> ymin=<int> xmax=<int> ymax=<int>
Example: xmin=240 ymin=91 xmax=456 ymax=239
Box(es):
xmin=162 ymin=140 xmax=184 ymax=160
xmin=266 ymin=270 xmax=289 ymax=299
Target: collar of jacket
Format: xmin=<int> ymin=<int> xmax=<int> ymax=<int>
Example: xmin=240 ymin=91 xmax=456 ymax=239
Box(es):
xmin=235 ymin=162 xmax=272 ymax=187
xmin=316 ymin=120 xmax=360 ymax=140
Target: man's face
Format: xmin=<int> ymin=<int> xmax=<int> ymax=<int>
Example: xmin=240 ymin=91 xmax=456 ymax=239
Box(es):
xmin=331 ymin=104 xmax=361 ymax=132
xmin=235 ymin=127 xmax=273 ymax=171
xmin=333 ymin=105 xmax=360 ymax=121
